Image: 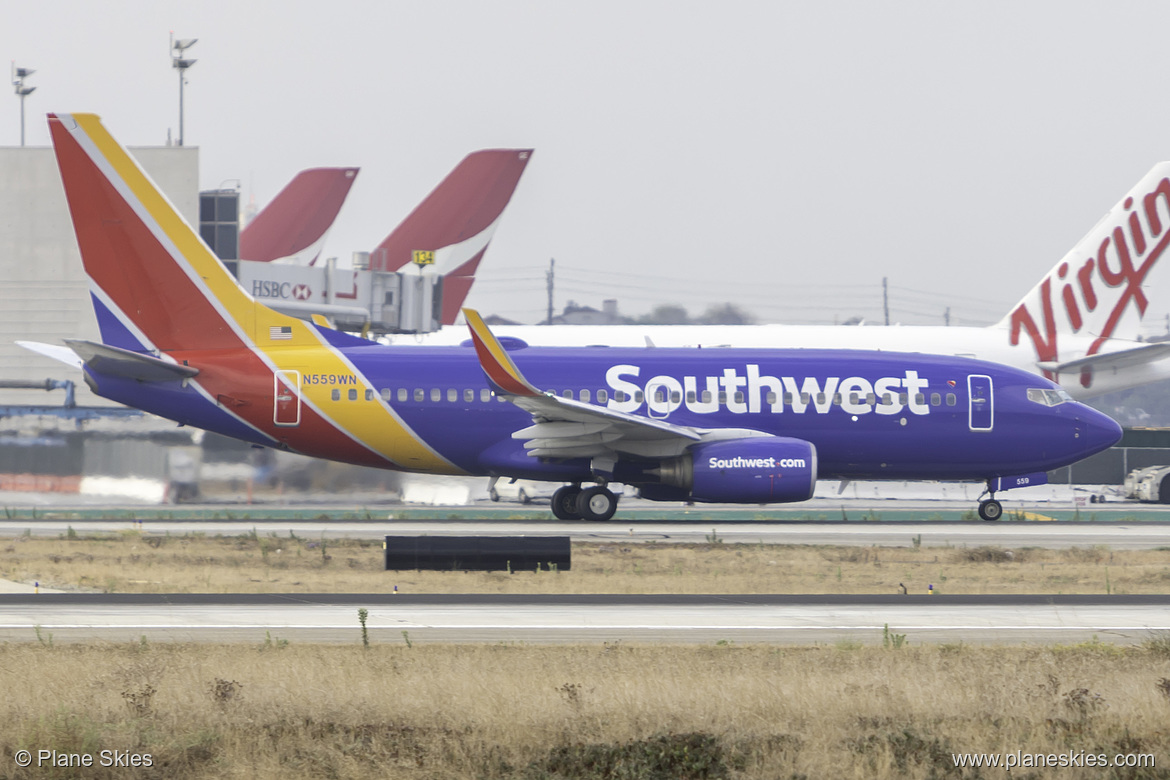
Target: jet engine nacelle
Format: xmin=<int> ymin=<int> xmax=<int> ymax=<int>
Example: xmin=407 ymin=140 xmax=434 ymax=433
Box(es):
xmin=652 ymin=437 xmax=818 ymax=504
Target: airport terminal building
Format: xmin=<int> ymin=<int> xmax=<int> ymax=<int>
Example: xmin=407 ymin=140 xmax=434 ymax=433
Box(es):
xmin=0 ymin=144 xmax=198 ymax=409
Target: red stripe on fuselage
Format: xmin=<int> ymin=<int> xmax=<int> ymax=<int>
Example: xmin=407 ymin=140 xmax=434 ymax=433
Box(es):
xmin=174 ymin=349 xmax=396 ymax=469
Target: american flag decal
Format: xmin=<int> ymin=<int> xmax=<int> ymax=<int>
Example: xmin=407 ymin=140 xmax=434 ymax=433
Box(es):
xmin=269 ymin=326 xmax=293 ymax=340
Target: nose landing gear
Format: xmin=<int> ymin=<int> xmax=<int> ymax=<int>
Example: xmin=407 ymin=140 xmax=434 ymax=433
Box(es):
xmin=977 ymin=497 xmax=1003 ymax=521
xmin=974 ymin=473 xmax=1046 ymax=521
xmin=977 ymin=478 xmax=1005 ymax=521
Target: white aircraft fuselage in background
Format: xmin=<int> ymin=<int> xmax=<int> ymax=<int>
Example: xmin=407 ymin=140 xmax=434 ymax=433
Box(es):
xmin=394 ymin=161 xmax=1170 ymax=400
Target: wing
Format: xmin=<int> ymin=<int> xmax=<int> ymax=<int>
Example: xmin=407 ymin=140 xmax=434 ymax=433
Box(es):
xmin=462 ymin=309 xmax=769 ymax=465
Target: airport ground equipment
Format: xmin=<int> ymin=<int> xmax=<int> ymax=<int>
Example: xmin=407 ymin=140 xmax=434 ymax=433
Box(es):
xmin=384 ymin=535 xmax=570 ymax=571
xmin=1129 ymin=466 xmax=1170 ymax=503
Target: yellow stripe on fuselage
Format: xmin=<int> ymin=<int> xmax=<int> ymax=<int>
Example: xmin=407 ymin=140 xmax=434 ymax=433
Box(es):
xmin=273 ymin=345 xmax=464 ymax=475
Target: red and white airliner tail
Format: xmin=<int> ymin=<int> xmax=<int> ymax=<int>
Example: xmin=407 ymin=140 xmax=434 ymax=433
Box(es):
xmin=370 ymin=149 xmax=533 ymax=325
xmin=239 ymin=167 xmax=359 ymax=265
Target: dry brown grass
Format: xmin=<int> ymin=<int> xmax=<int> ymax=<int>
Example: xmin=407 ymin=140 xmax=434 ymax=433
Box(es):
xmin=3 ymin=531 xmax=1169 ymax=594
xmin=4 ymin=640 xmax=1170 ymax=779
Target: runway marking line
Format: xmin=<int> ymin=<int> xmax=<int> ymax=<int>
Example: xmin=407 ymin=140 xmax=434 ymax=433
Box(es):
xmin=0 ymin=625 xmax=1164 ymax=631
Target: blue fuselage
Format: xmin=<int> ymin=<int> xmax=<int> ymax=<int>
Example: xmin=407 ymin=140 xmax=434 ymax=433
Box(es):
xmin=84 ymin=341 xmax=1122 ymax=488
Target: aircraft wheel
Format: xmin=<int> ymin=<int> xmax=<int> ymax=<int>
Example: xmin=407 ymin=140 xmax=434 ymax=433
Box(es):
xmin=577 ymin=486 xmax=618 ymax=521
xmin=551 ymin=486 xmax=582 ymax=520
xmin=489 ymin=488 xmax=500 ymax=503
xmin=978 ymin=499 xmax=1003 ymax=521
xmin=519 ymin=489 xmax=531 ymax=505
xmin=1160 ymin=476 xmax=1170 ymax=505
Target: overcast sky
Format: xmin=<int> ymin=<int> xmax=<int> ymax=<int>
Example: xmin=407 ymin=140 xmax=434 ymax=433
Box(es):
xmin=5 ymin=1 xmax=1170 ymax=327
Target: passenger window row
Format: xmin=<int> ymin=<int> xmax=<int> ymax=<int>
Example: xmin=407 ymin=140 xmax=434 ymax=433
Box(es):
xmin=326 ymin=386 xmax=960 ymax=408
xmin=639 ymin=389 xmax=960 ymax=407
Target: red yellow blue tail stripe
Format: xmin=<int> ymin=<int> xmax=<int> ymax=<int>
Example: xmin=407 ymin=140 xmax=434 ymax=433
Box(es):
xmin=50 ymin=113 xmax=460 ymax=475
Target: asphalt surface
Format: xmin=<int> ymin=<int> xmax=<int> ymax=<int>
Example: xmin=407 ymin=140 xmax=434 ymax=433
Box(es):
xmin=2 ymin=593 xmax=1167 ymax=645
xmin=4 ymin=502 xmax=1169 ymax=644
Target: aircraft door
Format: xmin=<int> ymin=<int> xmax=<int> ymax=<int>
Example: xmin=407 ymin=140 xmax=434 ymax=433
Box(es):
xmin=274 ymin=370 xmax=302 ymax=427
xmin=967 ymin=374 xmax=993 ymax=431
xmin=645 ymin=379 xmax=682 ymax=420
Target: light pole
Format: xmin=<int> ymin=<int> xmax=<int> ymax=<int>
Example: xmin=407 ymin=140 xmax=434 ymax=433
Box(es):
xmin=170 ymin=34 xmax=197 ymax=146
xmin=11 ymin=63 xmax=35 ymax=146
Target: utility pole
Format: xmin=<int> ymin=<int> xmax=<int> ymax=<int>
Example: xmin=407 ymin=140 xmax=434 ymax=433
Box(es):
xmin=945 ymin=306 xmax=951 ymax=327
xmin=170 ymin=34 xmax=197 ymax=146
xmin=545 ymin=258 xmax=555 ymax=324
xmin=882 ymin=277 xmax=889 ymax=326
xmin=12 ymin=63 xmax=35 ymax=147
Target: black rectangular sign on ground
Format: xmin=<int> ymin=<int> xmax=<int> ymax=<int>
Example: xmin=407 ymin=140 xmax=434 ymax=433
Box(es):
xmin=383 ymin=535 xmax=571 ymax=572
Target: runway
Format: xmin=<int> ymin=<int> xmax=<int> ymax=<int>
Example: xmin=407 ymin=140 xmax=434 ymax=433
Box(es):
xmin=2 ymin=594 xmax=1167 ymax=644
xmin=3 ymin=518 xmax=1170 ymax=549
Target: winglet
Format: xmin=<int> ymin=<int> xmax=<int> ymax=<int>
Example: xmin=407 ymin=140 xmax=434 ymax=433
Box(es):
xmin=462 ymin=308 xmax=541 ymax=397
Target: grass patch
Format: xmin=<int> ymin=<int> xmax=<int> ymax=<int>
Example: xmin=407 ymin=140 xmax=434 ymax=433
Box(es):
xmin=1 ymin=642 xmax=1168 ymax=779
xmin=2 ymin=534 xmax=1169 ymax=594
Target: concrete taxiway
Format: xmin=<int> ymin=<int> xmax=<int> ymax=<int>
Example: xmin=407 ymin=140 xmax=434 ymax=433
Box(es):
xmin=1 ymin=594 xmax=1167 ymax=645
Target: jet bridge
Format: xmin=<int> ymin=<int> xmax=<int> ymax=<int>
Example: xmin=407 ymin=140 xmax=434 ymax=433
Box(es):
xmin=227 ymin=255 xmax=443 ymax=335
xmin=202 ymin=187 xmax=443 ymax=335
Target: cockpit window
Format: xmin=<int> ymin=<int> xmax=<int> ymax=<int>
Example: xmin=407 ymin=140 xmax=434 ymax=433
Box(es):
xmin=1026 ymin=388 xmax=1073 ymax=406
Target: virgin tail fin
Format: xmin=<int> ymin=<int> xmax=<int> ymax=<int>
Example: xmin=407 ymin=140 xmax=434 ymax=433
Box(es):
xmin=999 ymin=162 xmax=1170 ymax=366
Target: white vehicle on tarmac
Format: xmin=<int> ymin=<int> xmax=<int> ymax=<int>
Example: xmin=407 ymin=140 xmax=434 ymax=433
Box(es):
xmin=487 ymin=479 xmax=555 ymax=504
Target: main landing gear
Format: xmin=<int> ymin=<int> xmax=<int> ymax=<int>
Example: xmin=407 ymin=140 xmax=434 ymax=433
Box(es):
xmin=551 ymin=484 xmax=619 ymax=521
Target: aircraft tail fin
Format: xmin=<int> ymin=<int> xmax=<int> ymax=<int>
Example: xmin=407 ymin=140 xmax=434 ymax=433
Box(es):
xmin=998 ymin=162 xmax=1170 ymax=367
xmin=48 ymin=113 xmax=314 ymax=356
xmin=239 ymin=167 xmax=359 ymax=265
xmin=371 ymin=149 xmax=533 ymax=325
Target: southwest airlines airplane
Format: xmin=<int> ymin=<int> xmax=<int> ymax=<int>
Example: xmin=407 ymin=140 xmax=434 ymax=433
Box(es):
xmin=408 ymin=162 xmax=1170 ymax=399
xmin=21 ymin=114 xmax=1121 ymax=523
